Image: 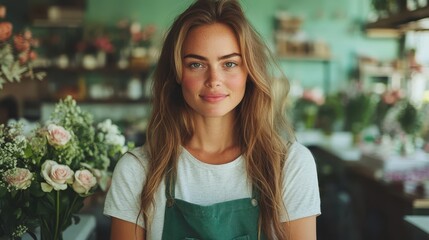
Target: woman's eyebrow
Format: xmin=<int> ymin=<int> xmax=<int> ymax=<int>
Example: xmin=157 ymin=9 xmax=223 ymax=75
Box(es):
xmin=183 ymin=53 xmax=241 ymax=60
xmin=218 ymin=53 xmax=241 ymax=60
xmin=183 ymin=54 xmax=207 ymax=60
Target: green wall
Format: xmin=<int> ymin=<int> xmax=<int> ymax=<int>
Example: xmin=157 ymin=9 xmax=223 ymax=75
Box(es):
xmin=276 ymin=0 xmax=399 ymax=93
xmin=85 ymin=0 xmax=276 ymax=38
xmin=85 ymin=0 xmax=399 ymax=93
xmin=6 ymin=0 xmax=398 ymax=94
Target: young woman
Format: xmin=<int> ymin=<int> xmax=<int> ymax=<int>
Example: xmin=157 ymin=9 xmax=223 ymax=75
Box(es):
xmin=104 ymin=0 xmax=320 ymax=239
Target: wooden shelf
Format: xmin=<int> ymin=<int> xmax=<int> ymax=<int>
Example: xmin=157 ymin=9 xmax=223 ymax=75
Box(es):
xmin=277 ymin=55 xmax=331 ymax=62
xmin=366 ymin=6 xmax=429 ymax=29
xmin=36 ymin=65 xmax=150 ymax=73
xmin=41 ymin=98 xmax=151 ymax=104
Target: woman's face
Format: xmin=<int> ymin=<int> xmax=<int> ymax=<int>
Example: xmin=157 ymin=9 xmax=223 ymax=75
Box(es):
xmin=181 ymin=23 xmax=248 ymax=119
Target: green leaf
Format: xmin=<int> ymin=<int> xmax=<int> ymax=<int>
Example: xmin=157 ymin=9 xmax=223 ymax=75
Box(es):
xmin=29 ymin=182 xmax=45 ymax=197
xmin=37 ymin=199 xmax=53 ymax=216
xmin=24 ymin=144 xmax=34 ymax=158
xmin=0 ymin=185 xmax=7 ymax=198
xmin=14 ymin=208 xmax=22 ymax=219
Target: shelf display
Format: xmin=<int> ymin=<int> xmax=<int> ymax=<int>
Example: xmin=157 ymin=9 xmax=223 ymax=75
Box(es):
xmin=367 ymin=0 xmax=429 ymax=29
xmin=274 ymin=11 xmax=330 ymax=59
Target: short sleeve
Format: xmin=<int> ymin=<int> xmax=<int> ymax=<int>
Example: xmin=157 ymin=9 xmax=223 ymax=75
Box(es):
xmin=103 ymin=150 xmax=148 ymax=228
xmin=280 ymin=142 xmax=321 ymax=222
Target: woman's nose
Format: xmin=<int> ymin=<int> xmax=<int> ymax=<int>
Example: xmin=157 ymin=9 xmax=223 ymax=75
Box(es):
xmin=205 ymin=67 xmax=221 ymax=88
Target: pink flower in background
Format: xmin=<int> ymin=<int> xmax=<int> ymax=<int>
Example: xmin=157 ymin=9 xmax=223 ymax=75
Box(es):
xmin=46 ymin=124 xmax=72 ymax=147
xmin=41 ymin=160 xmax=74 ymax=192
xmin=72 ymin=170 xmax=97 ymax=195
xmin=14 ymin=34 xmax=31 ymax=52
xmin=382 ymin=89 xmax=403 ymax=105
xmin=0 ymin=22 xmax=12 ymax=41
xmin=94 ymin=36 xmax=114 ymax=53
xmin=129 ymin=22 xmax=157 ymax=43
xmin=302 ymin=89 xmax=325 ymax=105
xmin=3 ymin=168 xmax=33 ymax=190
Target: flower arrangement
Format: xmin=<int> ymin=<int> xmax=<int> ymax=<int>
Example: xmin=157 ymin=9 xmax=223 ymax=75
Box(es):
xmin=374 ymin=89 xmax=403 ymax=134
xmin=0 ymin=96 xmax=132 ymax=239
xmin=0 ymin=5 xmax=45 ymax=89
xmin=116 ymin=20 xmax=158 ymax=69
xmin=380 ymin=98 xmax=423 ymax=155
xmin=397 ymin=100 xmax=422 ymax=136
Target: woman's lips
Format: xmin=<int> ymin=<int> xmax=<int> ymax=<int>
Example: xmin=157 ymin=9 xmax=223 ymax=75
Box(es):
xmin=200 ymin=94 xmax=228 ymax=102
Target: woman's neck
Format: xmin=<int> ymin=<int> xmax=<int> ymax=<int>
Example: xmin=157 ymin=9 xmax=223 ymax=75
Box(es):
xmin=184 ymin=114 xmax=241 ymax=164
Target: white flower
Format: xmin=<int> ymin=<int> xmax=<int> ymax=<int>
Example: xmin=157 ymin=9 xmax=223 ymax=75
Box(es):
xmin=72 ymin=170 xmax=97 ymax=195
xmin=105 ymin=132 xmax=125 ymax=146
xmin=41 ymin=160 xmax=74 ymax=192
xmin=14 ymin=135 xmax=27 ymax=145
xmin=3 ymin=168 xmax=33 ymax=190
xmin=46 ymin=124 xmax=71 ymax=147
xmin=121 ymin=145 xmax=128 ymax=154
xmin=97 ymin=119 xmax=120 ymax=135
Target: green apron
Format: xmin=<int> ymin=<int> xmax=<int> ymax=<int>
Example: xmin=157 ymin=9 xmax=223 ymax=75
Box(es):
xmin=161 ymin=172 xmax=267 ymax=240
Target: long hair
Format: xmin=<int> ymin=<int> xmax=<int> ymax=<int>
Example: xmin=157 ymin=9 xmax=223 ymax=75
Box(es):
xmin=140 ymin=0 xmax=295 ymax=239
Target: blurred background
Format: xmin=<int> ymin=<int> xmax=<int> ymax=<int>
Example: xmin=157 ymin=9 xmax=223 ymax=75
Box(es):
xmin=1 ymin=0 xmax=429 ymax=239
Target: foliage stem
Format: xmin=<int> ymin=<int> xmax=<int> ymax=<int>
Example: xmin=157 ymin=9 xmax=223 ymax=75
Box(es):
xmin=54 ymin=191 xmax=60 ymax=240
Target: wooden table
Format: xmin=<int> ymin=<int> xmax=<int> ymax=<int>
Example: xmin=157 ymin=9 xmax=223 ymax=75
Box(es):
xmin=309 ymin=144 xmax=429 ymax=240
xmin=405 ymin=215 xmax=429 ymax=240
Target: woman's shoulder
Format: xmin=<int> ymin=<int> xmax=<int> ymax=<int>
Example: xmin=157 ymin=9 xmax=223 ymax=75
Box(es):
xmin=284 ymin=141 xmax=315 ymax=168
xmin=115 ymin=146 xmax=149 ymax=172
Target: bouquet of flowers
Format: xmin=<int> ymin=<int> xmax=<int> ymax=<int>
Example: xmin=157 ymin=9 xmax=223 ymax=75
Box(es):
xmin=381 ymin=98 xmax=423 ymax=155
xmin=0 ymin=4 xmax=45 ymax=89
xmin=0 ymin=96 xmax=131 ymax=239
xmin=374 ymin=89 xmax=403 ymax=134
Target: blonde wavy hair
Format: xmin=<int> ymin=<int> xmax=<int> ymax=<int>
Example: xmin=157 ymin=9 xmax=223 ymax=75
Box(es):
xmin=140 ymin=0 xmax=295 ymax=239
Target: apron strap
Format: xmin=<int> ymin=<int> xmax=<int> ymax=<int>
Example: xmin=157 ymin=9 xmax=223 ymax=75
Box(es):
xmin=165 ymin=168 xmax=176 ymax=206
xmin=251 ymin=183 xmax=260 ymax=199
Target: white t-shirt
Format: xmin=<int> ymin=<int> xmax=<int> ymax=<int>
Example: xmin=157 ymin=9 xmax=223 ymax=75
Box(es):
xmin=104 ymin=141 xmax=321 ymax=239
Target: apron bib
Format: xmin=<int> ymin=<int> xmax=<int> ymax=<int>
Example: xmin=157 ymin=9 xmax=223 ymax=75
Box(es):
xmin=161 ymin=171 xmax=266 ymax=240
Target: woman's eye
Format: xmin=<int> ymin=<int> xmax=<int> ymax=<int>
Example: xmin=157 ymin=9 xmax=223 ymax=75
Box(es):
xmin=224 ymin=62 xmax=237 ymax=68
xmin=189 ymin=63 xmax=203 ymax=68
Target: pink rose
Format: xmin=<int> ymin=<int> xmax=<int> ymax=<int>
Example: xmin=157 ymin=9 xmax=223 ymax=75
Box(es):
xmin=72 ymin=170 xmax=97 ymax=195
xmin=46 ymin=124 xmax=71 ymax=147
xmin=3 ymin=168 xmax=33 ymax=190
xmin=0 ymin=22 xmax=12 ymax=41
xmin=41 ymin=160 xmax=74 ymax=192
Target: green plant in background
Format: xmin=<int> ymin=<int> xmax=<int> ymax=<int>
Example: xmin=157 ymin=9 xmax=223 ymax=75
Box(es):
xmin=371 ymin=0 xmax=389 ymax=16
xmin=420 ymin=102 xmax=429 ymax=152
xmin=397 ymin=100 xmax=421 ymax=136
xmin=316 ymin=93 xmax=344 ymax=135
xmin=390 ymin=99 xmax=423 ymax=155
xmin=343 ymin=92 xmax=378 ymax=136
xmin=374 ymin=89 xmax=403 ymax=135
xmin=293 ymin=89 xmax=325 ymax=130
xmin=294 ymin=99 xmax=319 ymax=129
